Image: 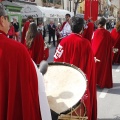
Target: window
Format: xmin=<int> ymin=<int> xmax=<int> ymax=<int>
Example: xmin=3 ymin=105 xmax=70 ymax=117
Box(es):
xmin=43 ymin=0 xmax=61 ymax=4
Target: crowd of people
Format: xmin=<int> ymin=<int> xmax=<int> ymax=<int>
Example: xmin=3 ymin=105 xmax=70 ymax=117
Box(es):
xmin=0 ymin=2 xmax=120 ymax=120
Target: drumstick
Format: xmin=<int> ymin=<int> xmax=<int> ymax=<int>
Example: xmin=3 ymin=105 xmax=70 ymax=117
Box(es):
xmin=39 ymin=60 xmax=48 ymax=75
xmin=94 ymin=57 xmax=100 ymax=63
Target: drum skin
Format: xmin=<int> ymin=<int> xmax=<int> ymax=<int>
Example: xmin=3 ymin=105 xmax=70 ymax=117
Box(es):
xmin=44 ymin=62 xmax=87 ymax=116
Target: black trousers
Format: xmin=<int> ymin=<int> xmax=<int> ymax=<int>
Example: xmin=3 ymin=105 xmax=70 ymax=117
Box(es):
xmin=49 ymin=34 xmax=55 ymax=46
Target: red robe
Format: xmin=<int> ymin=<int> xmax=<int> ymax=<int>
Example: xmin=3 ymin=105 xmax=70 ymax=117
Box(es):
xmin=7 ymin=26 xmax=15 ymax=37
xmin=0 ymin=30 xmax=41 ymax=120
xmin=26 ymin=33 xmax=44 ymax=65
xmin=44 ymin=48 xmax=49 ymax=60
xmin=111 ymin=28 xmax=120 ymax=64
xmin=83 ymin=22 xmax=94 ymax=42
xmin=21 ymin=21 xmax=30 ymax=44
xmin=54 ymin=33 xmax=97 ymax=120
xmin=92 ymin=28 xmax=113 ymax=88
xmin=60 ymin=21 xmax=66 ymax=31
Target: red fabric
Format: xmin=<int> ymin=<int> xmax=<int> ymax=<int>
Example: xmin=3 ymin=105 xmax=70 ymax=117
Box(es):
xmin=92 ymin=28 xmax=113 ymax=88
xmin=54 ymin=33 xmax=97 ymax=120
xmin=44 ymin=48 xmax=49 ymax=60
xmin=84 ymin=0 xmax=98 ymax=21
xmin=60 ymin=22 xmax=66 ymax=31
xmin=83 ymin=22 xmax=94 ymax=42
xmin=21 ymin=21 xmax=30 ymax=44
xmin=26 ymin=33 xmax=44 ymax=65
xmin=7 ymin=26 xmax=15 ymax=36
xmin=0 ymin=30 xmax=42 ymax=120
xmin=111 ymin=28 xmax=120 ymax=64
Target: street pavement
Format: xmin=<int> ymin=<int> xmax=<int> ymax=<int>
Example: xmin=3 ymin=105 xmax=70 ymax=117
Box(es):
xmin=47 ymin=45 xmax=120 ymax=120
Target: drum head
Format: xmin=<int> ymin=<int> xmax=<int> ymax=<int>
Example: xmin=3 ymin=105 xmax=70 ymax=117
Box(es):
xmin=44 ymin=62 xmax=87 ymax=114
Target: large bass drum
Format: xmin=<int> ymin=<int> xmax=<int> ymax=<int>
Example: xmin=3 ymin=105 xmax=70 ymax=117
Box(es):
xmin=44 ymin=62 xmax=88 ymax=120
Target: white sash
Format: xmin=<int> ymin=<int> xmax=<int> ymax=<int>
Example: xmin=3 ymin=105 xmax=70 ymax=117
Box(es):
xmin=33 ymin=61 xmax=52 ymax=120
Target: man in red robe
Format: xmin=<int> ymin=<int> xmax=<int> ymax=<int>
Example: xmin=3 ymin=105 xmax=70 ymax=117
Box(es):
xmin=54 ymin=17 xmax=97 ymax=120
xmin=83 ymin=19 xmax=94 ymax=42
xmin=60 ymin=13 xmax=72 ymax=38
xmin=92 ymin=17 xmax=113 ymax=88
xmin=56 ymin=14 xmax=72 ymax=46
xmin=0 ymin=6 xmax=51 ymax=120
xmin=111 ymin=21 xmax=120 ymax=64
xmin=21 ymin=16 xmax=33 ymax=44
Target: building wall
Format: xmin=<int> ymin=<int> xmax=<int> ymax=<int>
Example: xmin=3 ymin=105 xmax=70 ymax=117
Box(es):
xmin=63 ymin=0 xmax=74 ymax=12
xmin=35 ymin=0 xmax=42 ymax=6
xmin=77 ymin=0 xmax=85 ymax=14
xmin=36 ymin=0 xmax=63 ymax=8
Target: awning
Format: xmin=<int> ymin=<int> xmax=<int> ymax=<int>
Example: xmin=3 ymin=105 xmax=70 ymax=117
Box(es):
xmin=21 ymin=5 xmax=42 ymax=18
xmin=21 ymin=5 xmax=72 ymax=19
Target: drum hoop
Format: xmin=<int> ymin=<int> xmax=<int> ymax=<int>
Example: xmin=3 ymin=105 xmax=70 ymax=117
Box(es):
xmin=60 ymin=100 xmax=86 ymax=116
xmin=47 ymin=62 xmax=87 ymax=115
xmin=48 ymin=62 xmax=86 ymax=79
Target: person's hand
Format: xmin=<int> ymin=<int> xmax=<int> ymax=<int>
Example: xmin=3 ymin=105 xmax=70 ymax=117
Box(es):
xmin=94 ymin=57 xmax=100 ymax=63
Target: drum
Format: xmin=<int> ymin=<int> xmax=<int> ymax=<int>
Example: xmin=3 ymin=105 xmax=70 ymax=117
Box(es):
xmin=44 ymin=62 xmax=88 ymax=120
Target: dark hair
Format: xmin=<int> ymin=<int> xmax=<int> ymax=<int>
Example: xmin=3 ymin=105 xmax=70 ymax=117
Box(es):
xmin=98 ymin=17 xmax=106 ymax=27
xmin=0 ymin=4 xmax=7 ymax=17
xmin=71 ymin=16 xmax=84 ymax=33
xmin=26 ymin=22 xmax=38 ymax=48
xmin=65 ymin=13 xmax=71 ymax=17
xmin=27 ymin=16 xmax=33 ymax=20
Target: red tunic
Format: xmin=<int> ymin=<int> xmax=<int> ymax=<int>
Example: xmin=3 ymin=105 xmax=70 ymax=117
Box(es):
xmin=0 ymin=30 xmax=41 ymax=120
xmin=26 ymin=33 xmax=44 ymax=64
xmin=21 ymin=21 xmax=30 ymax=44
xmin=54 ymin=33 xmax=97 ymax=120
xmin=92 ymin=28 xmax=113 ymax=88
xmin=83 ymin=22 xmax=94 ymax=42
xmin=111 ymin=28 xmax=120 ymax=64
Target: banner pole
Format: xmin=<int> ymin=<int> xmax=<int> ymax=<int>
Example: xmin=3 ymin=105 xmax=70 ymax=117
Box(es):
xmin=90 ymin=0 xmax=92 ymax=19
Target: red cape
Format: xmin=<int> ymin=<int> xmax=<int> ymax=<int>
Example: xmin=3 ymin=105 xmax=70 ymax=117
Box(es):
xmin=7 ymin=26 xmax=15 ymax=36
xmin=111 ymin=28 xmax=120 ymax=64
xmin=21 ymin=21 xmax=30 ymax=44
xmin=92 ymin=28 xmax=113 ymax=88
xmin=60 ymin=21 xmax=66 ymax=31
xmin=44 ymin=48 xmax=49 ymax=60
xmin=54 ymin=34 xmax=97 ymax=120
xmin=26 ymin=33 xmax=44 ymax=64
xmin=83 ymin=22 xmax=94 ymax=42
xmin=0 ymin=30 xmax=41 ymax=120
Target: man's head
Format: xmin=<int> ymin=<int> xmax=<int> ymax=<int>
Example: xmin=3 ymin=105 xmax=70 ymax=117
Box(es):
xmin=27 ymin=16 xmax=33 ymax=22
xmin=0 ymin=5 xmax=10 ymax=34
xmin=98 ymin=17 xmax=106 ymax=28
xmin=50 ymin=20 xmax=54 ymax=24
xmin=71 ymin=16 xmax=84 ymax=34
xmin=13 ymin=18 xmax=17 ymax=22
xmin=65 ymin=13 xmax=71 ymax=22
